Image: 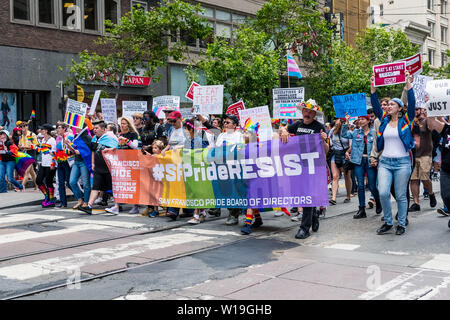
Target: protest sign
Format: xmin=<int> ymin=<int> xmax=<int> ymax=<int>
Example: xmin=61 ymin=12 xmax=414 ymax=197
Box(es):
xmin=332 ymin=93 xmax=367 ymax=118
xmin=180 ymin=108 xmax=194 ymax=120
xmin=185 ymin=81 xmax=200 ymax=101
xmin=238 ymin=106 xmax=273 ymax=141
xmin=402 ymin=53 xmax=422 ymax=76
xmin=373 ymin=61 xmax=406 ymax=87
xmin=100 ymin=98 xmax=117 ymax=123
xmin=64 ymin=98 xmax=88 ymax=129
xmin=103 ymin=134 xmax=329 ymax=208
xmin=193 ymin=85 xmax=223 ymax=115
xmin=425 ymin=79 xmax=450 ymax=116
xmin=226 ymin=101 xmax=246 ymax=120
xmin=413 ymin=75 xmax=434 ymax=109
xmin=122 ymin=101 xmax=148 ymax=118
xmin=273 ymin=87 xmax=304 ymax=119
xmin=89 ymin=90 xmax=101 ymax=115
xmin=152 ymin=96 xmax=180 ymax=119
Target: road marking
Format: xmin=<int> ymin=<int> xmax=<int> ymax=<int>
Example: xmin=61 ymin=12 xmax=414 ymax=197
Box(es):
xmin=66 ymin=219 xmax=147 ymax=229
xmin=359 ymin=270 xmax=423 ymax=300
xmin=325 ymin=243 xmax=360 ymax=251
xmin=383 ymin=251 xmax=410 ymax=256
xmin=419 ymin=275 xmax=450 ymax=300
xmin=0 ymin=224 xmax=110 ymax=245
xmin=0 ymin=214 xmax=65 ymax=225
xmin=177 ymin=228 xmax=241 ymax=236
xmin=0 ymin=233 xmax=213 ymax=280
xmin=420 ymin=254 xmax=450 ymax=272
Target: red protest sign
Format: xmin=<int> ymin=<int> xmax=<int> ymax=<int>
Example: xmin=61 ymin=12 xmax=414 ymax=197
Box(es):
xmin=373 ymin=61 xmax=406 ymax=87
xmin=185 ymin=82 xmax=200 ymax=101
xmin=226 ymin=101 xmax=246 ymax=119
xmin=402 ymin=53 xmax=422 ymax=76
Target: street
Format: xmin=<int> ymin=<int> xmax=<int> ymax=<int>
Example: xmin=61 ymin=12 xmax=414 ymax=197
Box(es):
xmin=0 ymin=180 xmax=449 ymax=301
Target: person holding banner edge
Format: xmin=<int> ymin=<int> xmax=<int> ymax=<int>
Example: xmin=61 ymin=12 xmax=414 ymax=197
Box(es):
xmin=370 ymin=70 xmax=415 ymax=235
xmin=280 ymin=99 xmax=329 ymax=240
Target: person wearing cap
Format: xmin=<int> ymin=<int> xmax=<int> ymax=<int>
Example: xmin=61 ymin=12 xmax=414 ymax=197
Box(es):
xmin=0 ymin=129 xmax=25 ymax=193
xmin=213 ymin=113 xmax=245 ymax=225
xmin=163 ymin=111 xmax=186 ymax=151
xmin=370 ymin=70 xmax=416 ymax=235
xmin=35 ymin=124 xmax=57 ymax=207
xmin=341 ymin=113 xmax=382 ymax=219
xmin=280 ymin=99 xmax=329 ymax=239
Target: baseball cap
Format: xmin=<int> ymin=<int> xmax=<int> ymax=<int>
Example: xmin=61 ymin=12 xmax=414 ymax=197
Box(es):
xmin=16 ymin=121 xmax=23 ymax=126
xmin=0 ymin=129 xmax=9 ymax=136
xmin=223 ymin=114 xmax=239 ymax=125
xmin=167 ymin=111 xmax=182 ymax=120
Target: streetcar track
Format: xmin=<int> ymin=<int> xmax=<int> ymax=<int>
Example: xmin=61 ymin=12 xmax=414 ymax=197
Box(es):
xmin=3 ymin=222 xmax=300 ymax=300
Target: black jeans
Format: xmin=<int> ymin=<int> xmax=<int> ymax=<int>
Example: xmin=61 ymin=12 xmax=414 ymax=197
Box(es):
xmin=300 ymin=207 xmax=318 ymax=232
xmin=440 ymin=170 xmax=450 ymax=210
xmin=36 ymin=165 xmax=56 ymax=189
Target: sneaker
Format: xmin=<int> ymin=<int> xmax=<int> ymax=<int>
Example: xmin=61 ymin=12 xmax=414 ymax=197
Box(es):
xmin=437 ymin=207 xmax=450 ymax=216
xmin=94 ymin=198 xmax=103 ymax=205
xmin=225 ymin=215 xmax=239 ymax=225
xmin=252 ymin=219 xmax=263 ymax=228
xmin=368 ymin=198 xmax=375 ymax=209
xmin=166 ymin=211 xmax=178 ymax=221
xmin=408 ymin=203 xmax=421 ymax=212
xmin=105 ymin=206 xmax=119 ymax=214
xmin=295 ymin=228 xmax=310 ymax=239
xmin=149 ymin=210 xmax=159 ymax=218
xmin=377 ymin=223 xmax=393 ymax=235
xmin=188 ymin=217 xmax=201 ymax=224
xmin=241 ymin=224 xmax=252 ymax=235
xmin=274 ymin=210 xmax=284 ymax=217
xmin=429 ymin=193 xmax=437 ymax=208
xmin=43 ymin=199 xmax=55 ymax=208
xmin=78 ymin=205 xmax=92 ymax=215
xmin=423 ymin=192 xmax=429 ymax=200
xmin=395 ymin=226 xmax=406 ymax=235
xmin=291 ymin=213 xmax=302 ymax=222
xmin=128 ymin=205 xmax=140 ymax=214
xmin=343 ymin=198 xmax=351 ymax=203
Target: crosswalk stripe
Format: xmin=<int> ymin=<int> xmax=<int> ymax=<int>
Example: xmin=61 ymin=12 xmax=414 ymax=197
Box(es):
xmin=66 ymin=219 xmax=147 ymax=229
xmin=0 ymin=214 xmax=65 ymax=225
xmin=0 ymin=224 xmax=110 ymax=245
xmin=0 ymin=233 xmax=213 ymax=280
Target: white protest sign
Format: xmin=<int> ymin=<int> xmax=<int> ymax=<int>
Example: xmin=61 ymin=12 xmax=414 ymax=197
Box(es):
xmin=425 ymin=79 xmax=450 ymax=116
xmin=64 ymin=99 xmax=88 ymax=129
xmin=100 ymin=98 xmax=117 ymax=123
xmin=193 ymin=85 xmax=223 ymax=115
xmin=89 ymin=90 xmax=101 ymax=115
xmin=152 ymin=96 xmax=180 ymax=119
xmin=272 ymin=87 xmax=304 ymax=119
xmin=122 ymin=101 xmax=148 ymax=118
xmin=180 ymin=107 xmax=194 ymax=120
xmin=413 ymin=75 xmax=434 ymax=109
xmin=238 ymin=106 xmax=273 ymax=142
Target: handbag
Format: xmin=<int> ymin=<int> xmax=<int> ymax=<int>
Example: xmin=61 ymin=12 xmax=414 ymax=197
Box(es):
xmin=332 ymin=134 xmax=347 ymax=166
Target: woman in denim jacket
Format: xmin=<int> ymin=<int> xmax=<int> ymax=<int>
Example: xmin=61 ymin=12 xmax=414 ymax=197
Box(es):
xmin=342 ymin=114 xmax=382 ymax=219
xmin=370 ymin=71 xmax=416 ymax=235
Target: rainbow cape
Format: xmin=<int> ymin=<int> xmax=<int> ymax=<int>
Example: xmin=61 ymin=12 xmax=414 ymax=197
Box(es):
xmin=9 ymin=144 xmax=35 ymax=177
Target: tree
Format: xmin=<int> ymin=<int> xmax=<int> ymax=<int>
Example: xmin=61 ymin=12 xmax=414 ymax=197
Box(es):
xmin=62 ymin=1 xmax=211 ymax=100
xmin=307 ymin=25 xmax=419 ymax=116
xmin=186 ymin=0 xmax=331 ymax=112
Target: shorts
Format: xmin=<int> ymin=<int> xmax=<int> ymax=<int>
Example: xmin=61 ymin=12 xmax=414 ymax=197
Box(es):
xmin=92 ymin=172 xmax=112 ymax=191
xmin=411 ymin=156 xmax=432 ymax=181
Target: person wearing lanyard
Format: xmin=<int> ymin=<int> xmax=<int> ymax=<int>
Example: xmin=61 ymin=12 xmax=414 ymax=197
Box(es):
xmin=341 ymin=114 xmax=382 ymax=219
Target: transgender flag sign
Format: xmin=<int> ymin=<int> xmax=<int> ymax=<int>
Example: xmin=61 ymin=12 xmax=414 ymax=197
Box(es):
xmin=287 ymin=55 xmax=302 ymax=79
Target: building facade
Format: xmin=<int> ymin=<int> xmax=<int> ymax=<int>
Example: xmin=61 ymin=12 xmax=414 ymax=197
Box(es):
xmin=0 ymin=0 xmax=265 ymax=132
xmin=370 ymin=0 xmax=448 ymax=69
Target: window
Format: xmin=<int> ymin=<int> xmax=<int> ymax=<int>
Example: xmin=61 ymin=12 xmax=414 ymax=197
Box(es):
xmin=442 ymin=0 xmax=447 ymax=14
xmin=131 ymin=0 xmax=147 ymax=11
xmin=216 ymin=9 xmax=231 ymax=22
xmin=11 ymin=0 xmax=33 ymax=22
xmin=428 ymin=0 xmax=435 ymax=10
xmin=379 ymin=4 xmax=383 ymax=16
xmin=442 ymin=25 xmax=448 ymax=42
xmin=84 ymin=0 xmax=99 ymax=31
xmin=38 ymin=0 xmax=57 ymax=26
xmin=428 ymin=21 xmax=435 ymax=38
xmin=61 ymin=0 xmax=81 ymax=30
xmin=105 ymin=0 xmax=119 ymax=25
xmin=429 ymin=48 xmax=435 ymax=65
xmin=442 ymin=52 xmax=448 ymax=66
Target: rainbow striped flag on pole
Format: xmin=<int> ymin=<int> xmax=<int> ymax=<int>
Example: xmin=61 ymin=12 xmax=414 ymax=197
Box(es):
xmin=64 ymin=111 xmax=85 ymax=129
xmin=287 ymin=54 xmax=302 ymax=79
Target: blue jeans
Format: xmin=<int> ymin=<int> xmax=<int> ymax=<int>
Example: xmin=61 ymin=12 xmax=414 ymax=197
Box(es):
xmin=378 ymin=156 xmax=411 ymax=228
xmin=69 ymin=160 xmax=91 ymax=203
xmin=57 ymin=161 xmax=71 ymax=206
xmin=354 ymin=157 xmax=379 ymax=207
xmin=0 ymin=161 xmax=23 ymax=191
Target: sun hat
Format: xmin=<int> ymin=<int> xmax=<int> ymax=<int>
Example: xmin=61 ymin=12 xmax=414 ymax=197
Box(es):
xmin=297 ymin=99 xmax=324 ymax=116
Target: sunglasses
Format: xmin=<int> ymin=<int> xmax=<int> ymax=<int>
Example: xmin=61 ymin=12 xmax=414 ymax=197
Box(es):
xmin=223 ymin=121 xmax=233 ymax=125
xmin=168 ymin=119 xmax=177 ymax=123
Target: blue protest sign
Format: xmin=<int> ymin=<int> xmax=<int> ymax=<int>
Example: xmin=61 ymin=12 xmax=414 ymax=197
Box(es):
xmin=332 ymin=93 xmax=367 ymax=117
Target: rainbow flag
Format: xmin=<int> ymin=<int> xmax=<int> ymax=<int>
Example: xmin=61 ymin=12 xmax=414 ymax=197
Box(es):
xmin=9 ymin=144 xmax=35 ymax=177
xmin=30 ymin=110 xmax=36 ymax=119
xmin=64 ymin=111 xmax=85 ymax=129
xmin=287 ymin=54 xmax=302 ymax=79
